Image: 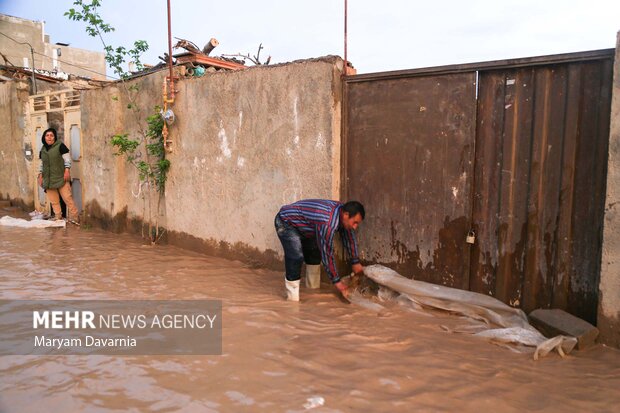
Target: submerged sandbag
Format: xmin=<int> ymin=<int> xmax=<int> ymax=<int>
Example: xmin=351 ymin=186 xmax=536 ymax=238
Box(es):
xmin=364 ymin=264 xmax=577 ymax=360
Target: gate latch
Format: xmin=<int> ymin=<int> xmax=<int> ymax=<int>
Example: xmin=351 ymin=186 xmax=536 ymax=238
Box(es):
xmin=466 ymin=230 xmax=476 ymax=244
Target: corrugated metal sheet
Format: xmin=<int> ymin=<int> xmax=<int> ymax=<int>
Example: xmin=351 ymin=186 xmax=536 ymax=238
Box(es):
xmin=344 ymin=73 xmax=477 ymax=288
xmin=344 ymin=50 xmax=613 ymax=323
xmin=471 ymin=59 xmax=613 ymax=323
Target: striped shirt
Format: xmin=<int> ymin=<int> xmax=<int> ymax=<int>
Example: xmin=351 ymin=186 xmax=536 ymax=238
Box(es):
xmin=277 ymin=199 xmax=360 ymax=283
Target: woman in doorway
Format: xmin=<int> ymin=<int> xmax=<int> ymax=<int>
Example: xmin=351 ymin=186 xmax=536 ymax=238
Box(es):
xmin=37 ymin=127 xmax=79 ymax=224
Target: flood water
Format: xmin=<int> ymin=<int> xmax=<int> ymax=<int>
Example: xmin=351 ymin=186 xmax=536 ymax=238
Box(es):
xmin=1 ymin=216 xmax=619 ymax=412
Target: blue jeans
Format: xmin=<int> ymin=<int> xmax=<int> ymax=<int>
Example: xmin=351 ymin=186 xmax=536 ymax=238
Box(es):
xmin=275 ymin=214 xmax=304 ymax=281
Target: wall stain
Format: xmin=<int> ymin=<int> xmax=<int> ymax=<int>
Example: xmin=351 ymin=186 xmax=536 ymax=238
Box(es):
xmin=0 ymin=194 xmax=31 ymax=212
xmin=385 ymin=216 xmax=468 ymax=289
xmin=84 ymin=200 xmax=282 ymax=271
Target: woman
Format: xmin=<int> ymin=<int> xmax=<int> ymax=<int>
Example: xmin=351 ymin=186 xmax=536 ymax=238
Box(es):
xmin=37 ymin=128 xmax=79 ymax=223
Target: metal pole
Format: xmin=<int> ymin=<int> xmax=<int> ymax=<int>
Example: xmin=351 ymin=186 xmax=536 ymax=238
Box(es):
xmin=30 ymin=46 xmax=37 ymax=94
xmin=344 ymin=0 xmax=348 ymax=76
xmin=167 ymin=0 xmax=174 ymax=99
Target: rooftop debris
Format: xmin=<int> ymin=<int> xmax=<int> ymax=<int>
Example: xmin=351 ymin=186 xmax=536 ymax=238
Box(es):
xmin=2 ymin=34 xmax=275 ymax=88
xmin=171 ymin=37 xmax=246 ymax=72
xmin=0 ymin=64 xmax=110 ymax=89
xmin=0 ymin=65 xmax=62 ymax=83
xmin=173 ymin=52 xmax=246 ymax=71
xmin=221 ymin=43 xmax=271 ymax=66
xmin=202 ymin=38 xmax=219 ymax=56
xmin=174 ymin=38 xmax=202 ymax=54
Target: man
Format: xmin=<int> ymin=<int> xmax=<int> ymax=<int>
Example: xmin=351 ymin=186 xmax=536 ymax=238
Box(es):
xmin=274 ymin=199 xmax=365 ymax=301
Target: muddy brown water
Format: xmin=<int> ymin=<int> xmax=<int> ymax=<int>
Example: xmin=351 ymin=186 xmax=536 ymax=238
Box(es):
xmin=1 ymin=218 xmax=619 ymax=412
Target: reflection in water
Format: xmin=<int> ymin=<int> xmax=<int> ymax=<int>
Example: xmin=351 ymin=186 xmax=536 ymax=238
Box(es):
xmin=1 ymin=222 xmax=619 ymax=412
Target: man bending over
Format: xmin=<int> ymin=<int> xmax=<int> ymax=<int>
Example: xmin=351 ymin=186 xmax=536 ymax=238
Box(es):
xmin=274 ymin=199 xmax=365 ymax=301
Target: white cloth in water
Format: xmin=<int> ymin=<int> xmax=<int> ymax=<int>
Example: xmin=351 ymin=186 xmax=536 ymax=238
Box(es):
xmin=0 ymin=215 xmax=66 ymax=228
xmin=303 ymin=396 xmax=325 ymax=409
xmin=364 ymin=264 xmax=577 ymax=360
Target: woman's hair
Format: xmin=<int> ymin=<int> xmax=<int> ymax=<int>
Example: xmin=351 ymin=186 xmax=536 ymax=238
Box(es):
xmin=41 ymin=127 xmax=58 ymax=143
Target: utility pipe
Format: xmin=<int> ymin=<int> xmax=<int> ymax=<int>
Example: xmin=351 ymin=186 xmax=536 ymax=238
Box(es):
xmin=29 ymin=46 xmax=37 ymax=93
xmin=344 ymin=0 xmax=348 ymax=76
xmin=166 ymin=0 xmax=174 ymax=102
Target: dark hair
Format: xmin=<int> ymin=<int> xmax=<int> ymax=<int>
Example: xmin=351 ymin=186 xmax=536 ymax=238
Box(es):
xmin=342 ymin=201 xmax=365 ymax=220
xmin=41 ymin=128 xmax=58 ymax=144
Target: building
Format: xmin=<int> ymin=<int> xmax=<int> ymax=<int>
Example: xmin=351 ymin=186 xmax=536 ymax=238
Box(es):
xmin=0 ymin=13 xmax=106 ymax=80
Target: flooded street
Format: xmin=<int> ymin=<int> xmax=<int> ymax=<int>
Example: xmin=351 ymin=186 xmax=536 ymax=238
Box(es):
xmin=1 ymin=220 xmax=620 ymax=412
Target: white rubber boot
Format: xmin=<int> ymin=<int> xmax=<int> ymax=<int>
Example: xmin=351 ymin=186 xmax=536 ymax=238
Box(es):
xmin=305 ymin=264 xmax=321 ymax=289
xmin=285 ymin=278 xmax=300 ymax=301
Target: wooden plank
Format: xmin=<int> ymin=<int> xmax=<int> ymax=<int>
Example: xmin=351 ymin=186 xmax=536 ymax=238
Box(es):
xmin=522 ymin=66 xmax=567 ymax=313
xmin=470 ymin=71 xmax=505 ymax=296
xmin=175 ymin=53 xmax=246 ymax=71
xmin=494 ymin=68 xmax=535 ymax=307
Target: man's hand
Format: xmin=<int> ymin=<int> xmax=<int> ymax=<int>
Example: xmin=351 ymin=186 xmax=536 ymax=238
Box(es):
xmin=63 ymin=169 xmax=71 ymax=182
xmin=334 ymin=281 xmax=349 ymax=299
xmin=37 ymin=174 xmax=43 ymax=187
xmin=352 ymin=263 xmax=364 ymax=276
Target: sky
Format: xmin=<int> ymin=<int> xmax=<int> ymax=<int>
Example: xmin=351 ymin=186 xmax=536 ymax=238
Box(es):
xmin=0 ymin=0 xmax=619 ymax=79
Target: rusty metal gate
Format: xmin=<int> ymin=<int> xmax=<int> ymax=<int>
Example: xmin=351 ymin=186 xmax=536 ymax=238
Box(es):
xmin=344 ymin=49 xmax=614 ymax=323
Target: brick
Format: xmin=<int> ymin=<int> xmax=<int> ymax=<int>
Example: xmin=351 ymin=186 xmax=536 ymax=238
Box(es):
xmin=529 ymin=308 xmax=599 ymax=350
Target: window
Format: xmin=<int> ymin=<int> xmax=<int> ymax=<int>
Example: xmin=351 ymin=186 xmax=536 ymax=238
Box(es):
xmin=71 ymin=179 xmax=83 ymax=213
xmin=70 ymin=124 xmax=81 ymax=161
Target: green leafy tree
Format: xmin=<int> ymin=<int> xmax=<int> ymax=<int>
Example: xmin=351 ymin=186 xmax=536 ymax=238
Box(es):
xmin=66 ymin=0 xmax=169 ymax=243
xmin=65 ymin=0 xmax=148 ymax=79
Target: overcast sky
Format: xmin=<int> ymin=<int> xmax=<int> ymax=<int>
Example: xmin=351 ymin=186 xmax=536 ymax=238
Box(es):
xmin=1 ymin=0 xmax=619 ymax=78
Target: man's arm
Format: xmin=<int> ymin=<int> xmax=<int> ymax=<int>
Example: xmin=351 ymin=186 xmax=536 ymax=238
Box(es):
xmin=316 ymin=225 xmax=351 ymax=298
xmin=341 ymin=228 xmax=363 ymax=274
xmin=316 ymin=224 xmax=339 ymax=283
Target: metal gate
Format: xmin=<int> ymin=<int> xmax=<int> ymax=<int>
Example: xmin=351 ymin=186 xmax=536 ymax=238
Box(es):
xmin=344 ymin=49 xmax=614 ymax=323
xmin=29 ymin=89 xmax=83 ymax=213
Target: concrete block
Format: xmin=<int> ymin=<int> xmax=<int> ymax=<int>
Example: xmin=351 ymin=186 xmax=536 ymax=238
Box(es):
xmin=529 ymin=308 xmax=599 ymax=350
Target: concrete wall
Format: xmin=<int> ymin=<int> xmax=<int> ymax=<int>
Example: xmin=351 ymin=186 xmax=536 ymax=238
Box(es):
xmin=598 ymin=32 xmax=620 ymax=348
xmin=80 ymin=70 xmax=168 ymax=233
xmin=168 ymin=58 xmax=343 ymax=263
xmin=0 ymin=14 xmax=106 ymax=80
xmin=81 ymin=57 xmax=344 ymax=264
xmin=0 ymin=81 xmax=35 ymax=208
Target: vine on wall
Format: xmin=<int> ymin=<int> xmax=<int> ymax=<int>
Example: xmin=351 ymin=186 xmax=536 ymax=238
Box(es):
xmin=66 ymin=0 xmax=170 ymax=242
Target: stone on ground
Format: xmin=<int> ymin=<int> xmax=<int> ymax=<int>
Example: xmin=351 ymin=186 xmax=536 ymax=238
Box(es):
xmin=529 ymin=308 xmax=599 ymax=350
